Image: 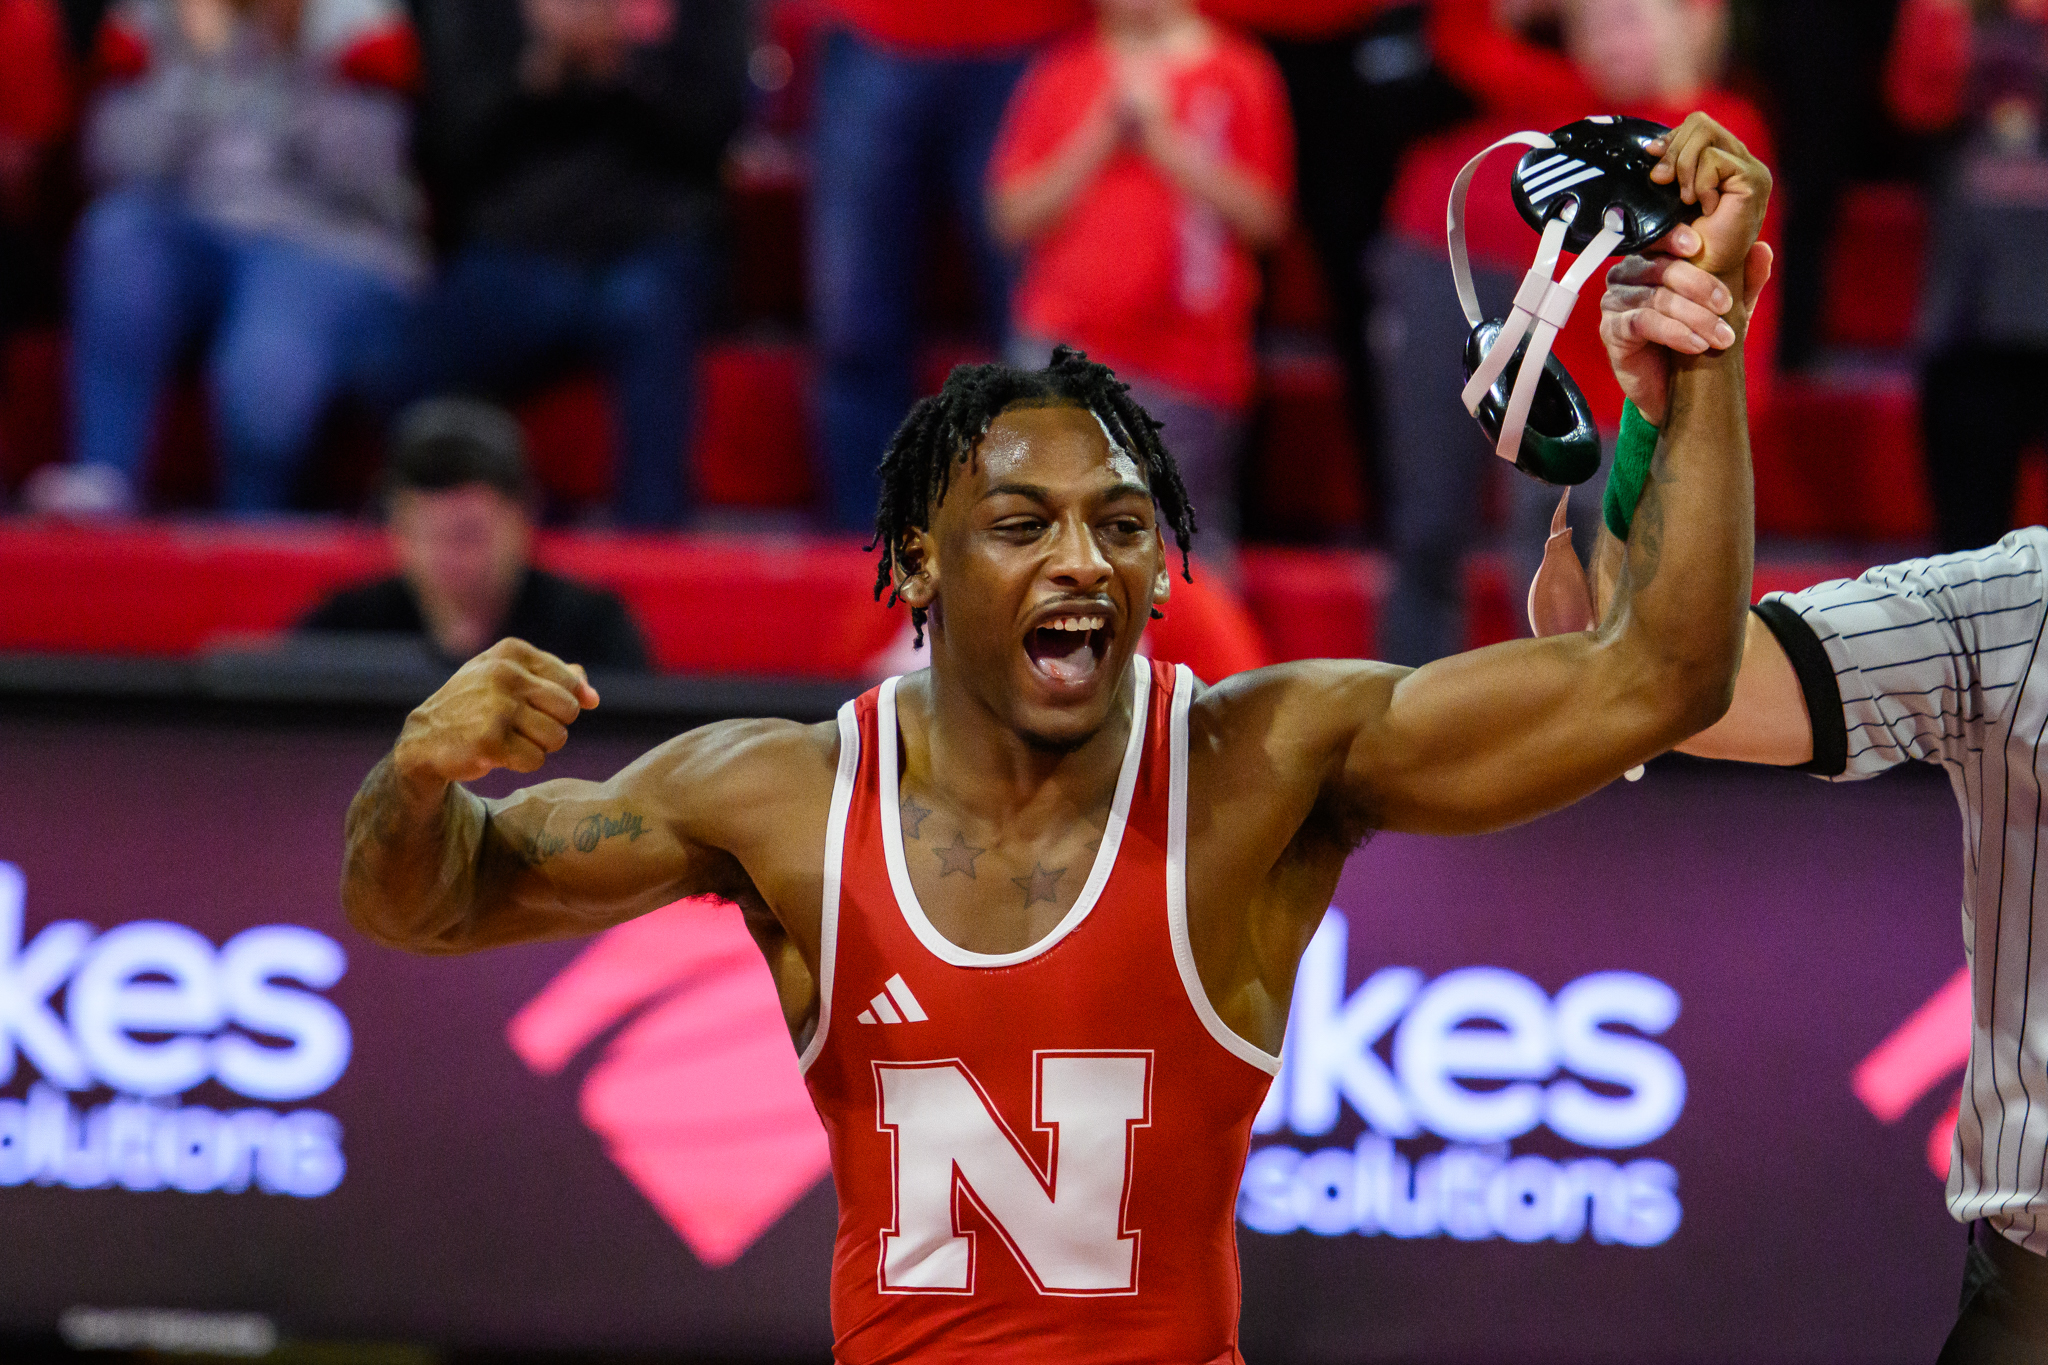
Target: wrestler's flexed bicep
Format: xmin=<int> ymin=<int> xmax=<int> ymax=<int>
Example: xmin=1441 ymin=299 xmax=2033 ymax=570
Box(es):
xmin=457 ymin=719 xmax=832 ymax=949
xmin=341 ymin=637 xmax=836 ymax=954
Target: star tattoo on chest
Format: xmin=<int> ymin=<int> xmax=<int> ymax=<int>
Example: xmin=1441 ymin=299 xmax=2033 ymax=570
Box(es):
xmin=900 ymin=791 xmax=933 ymax=840
xmin=1012 ymin=862 xmax=1066 ymax=908
xmin=932 ymin=831 xmax=985 ymax=878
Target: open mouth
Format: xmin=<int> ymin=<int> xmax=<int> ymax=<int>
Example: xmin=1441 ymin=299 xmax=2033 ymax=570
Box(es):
xmin=1024 ymin=614 xmax=1110 ymax=687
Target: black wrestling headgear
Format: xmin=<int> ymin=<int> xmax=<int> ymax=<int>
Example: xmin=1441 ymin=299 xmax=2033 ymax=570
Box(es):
xmin=1448 ymin=115 xmax=1701 ymax=485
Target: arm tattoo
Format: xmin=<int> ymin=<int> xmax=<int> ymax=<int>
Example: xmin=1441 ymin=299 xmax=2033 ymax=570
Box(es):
xmin=933 ymin=831 xmax=984 ymax=878
xmin=1625 ymin=441 xmax=1671 ymax=594
xmin=522 ymin=829 xmax=568 ymax=865
xmin=356 ymin=756 xmax=413 ymax=849
xmin=574 ymin=810 xmax=648 ymax=852
xmin=1012 ymin=862 xmax=1065 ymax=908
xmin=520 ymin=810 xmax=645 ymax=866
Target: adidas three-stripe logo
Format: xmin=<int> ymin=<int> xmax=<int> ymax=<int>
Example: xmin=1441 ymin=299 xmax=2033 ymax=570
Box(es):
xmin=858 ymin=974 xmax=928 ymax=1026
xmin=1520 ymin=153 xmax=1605 ymax=206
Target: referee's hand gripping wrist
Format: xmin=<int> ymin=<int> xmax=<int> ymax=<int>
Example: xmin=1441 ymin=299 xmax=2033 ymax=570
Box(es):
xmin=1599 ymin=238 xmax=1774 ymax=427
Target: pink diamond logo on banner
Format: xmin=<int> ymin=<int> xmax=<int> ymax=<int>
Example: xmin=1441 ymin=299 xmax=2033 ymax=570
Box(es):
xmin=508 ymin=897 xmax=830 ymax=1267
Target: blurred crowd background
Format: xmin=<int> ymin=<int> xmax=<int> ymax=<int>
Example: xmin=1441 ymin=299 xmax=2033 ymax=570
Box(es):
xmin=0 ymin=0 xmax=2031 ymax=671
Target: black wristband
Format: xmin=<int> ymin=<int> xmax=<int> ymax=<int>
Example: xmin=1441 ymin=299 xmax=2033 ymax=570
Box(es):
xmin=1751 ymin=599 xmax=1848 ymax=776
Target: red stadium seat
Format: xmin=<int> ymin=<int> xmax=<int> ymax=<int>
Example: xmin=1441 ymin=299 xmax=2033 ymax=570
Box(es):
xmin=1243 ymin=351 xmax=1369 ymax=541
xmin=1751 ymin=371 xmax=1930 ymax=540
xmin=0 ymin=518 xmax=1944 ymax=676
xmin=1263 ymin=225 xmax=1331 ymax=334
xmin=0 ymin=330 xmax=64 ymax=490
xmin=1821 ymin=184 xmax=1928 ymax=352
xmin=1238 ymin=546 xmax=1381 ymax=663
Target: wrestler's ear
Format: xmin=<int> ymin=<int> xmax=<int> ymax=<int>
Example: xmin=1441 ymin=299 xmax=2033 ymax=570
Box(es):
xmin=1150 ymin=530 xmax=1172 ymax=609
xmin=895 ymin=529 xmax=937 ymax=611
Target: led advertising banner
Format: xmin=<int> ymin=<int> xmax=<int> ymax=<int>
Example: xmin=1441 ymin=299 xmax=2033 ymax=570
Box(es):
xmin=0 ymin=711 xmax=1968 ymax=1362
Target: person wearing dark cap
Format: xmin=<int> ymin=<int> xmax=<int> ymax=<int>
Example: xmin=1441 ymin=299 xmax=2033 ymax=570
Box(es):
xmin=302 ymin=397 xmax=651 ymax=668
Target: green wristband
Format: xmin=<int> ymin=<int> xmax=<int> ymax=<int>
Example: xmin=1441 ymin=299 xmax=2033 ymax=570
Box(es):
xmin=1603 ymin=399 xmax=1659 ymax=541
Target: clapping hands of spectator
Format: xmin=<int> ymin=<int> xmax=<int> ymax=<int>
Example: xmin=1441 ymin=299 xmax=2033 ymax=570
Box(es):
xmin=1113 ymin=54 xmax=1171 ymax=145
xmin=1111 ymin=43 xmax=1286 ymax=247
xmin=990 ymin=3 xmax=1285 ymax=250
xmin=521 ymin=0 xmax=628 ymax=90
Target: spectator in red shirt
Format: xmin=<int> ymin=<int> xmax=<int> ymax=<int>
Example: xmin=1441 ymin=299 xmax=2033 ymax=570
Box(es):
xmin=1886 ymin=0 xmax=2048 ymax=553
xmin=810 ymin=0 xmax=1085 ymax=532
xmin=989 ymin=0 xmax=1293 ymax=569
xmin=1373 ymin=0 xmax=1773 ymax=664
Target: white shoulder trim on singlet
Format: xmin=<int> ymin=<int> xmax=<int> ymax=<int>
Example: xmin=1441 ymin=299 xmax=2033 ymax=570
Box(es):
xmin=798 ymin=699 xmax=862 ymax=1076
xmin=877 ymin=656 xmax=1150 ymax=968
xmin=1165 ymin=663 xmax=1283 ymax=1077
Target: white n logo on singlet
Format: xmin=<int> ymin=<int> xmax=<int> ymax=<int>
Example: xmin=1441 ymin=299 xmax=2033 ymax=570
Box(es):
xmin=875 ymin=1051 xmax=1152 ymax=1296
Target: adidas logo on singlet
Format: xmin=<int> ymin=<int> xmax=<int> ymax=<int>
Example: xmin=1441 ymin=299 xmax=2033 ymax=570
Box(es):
xmin=857 ymin=974 xmax=928 ymax=1026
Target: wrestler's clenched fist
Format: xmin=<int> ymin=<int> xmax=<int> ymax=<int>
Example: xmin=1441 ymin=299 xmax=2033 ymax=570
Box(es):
xmin=393 ymin=638 xmax=600 ymax=785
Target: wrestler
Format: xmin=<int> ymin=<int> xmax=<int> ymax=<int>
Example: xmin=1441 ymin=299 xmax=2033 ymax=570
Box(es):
xmin=343 ymin=113 xmax=1769 ymax=1365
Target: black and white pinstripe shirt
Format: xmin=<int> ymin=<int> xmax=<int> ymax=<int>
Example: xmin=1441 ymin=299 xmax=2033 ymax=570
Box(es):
xmin=1760 ymin=526 xmax=2048 ymax=1250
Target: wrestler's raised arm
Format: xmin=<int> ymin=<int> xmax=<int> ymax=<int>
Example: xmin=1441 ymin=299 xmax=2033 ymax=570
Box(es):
xmin=341 ymin=638 xmax=834 ymax=953
xmin=1587 ymin=135 xmax=1808 ymax=769
xmin=1219 ymin=113 xmax=1771 ymax=835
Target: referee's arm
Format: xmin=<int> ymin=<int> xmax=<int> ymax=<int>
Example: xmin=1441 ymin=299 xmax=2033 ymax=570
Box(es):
xmin=1595 ymin=213 xmax=2048 ymax=779
xmin=1676 ymin=608 xmax=1825 ymax=768
xmin=1676 ymin=534 xmax=2048 ymax=776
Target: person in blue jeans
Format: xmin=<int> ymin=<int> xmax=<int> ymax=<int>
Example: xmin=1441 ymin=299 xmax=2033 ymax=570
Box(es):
xmin=406 ymin=232 xmax=717 ymax=530
xmin=808 ymin=0 xmax=1084 ymax=531
xmin=31 ymin=0 xmax=425 ymax=518
xmin=404 ymin=0 xmax=746 ymax=529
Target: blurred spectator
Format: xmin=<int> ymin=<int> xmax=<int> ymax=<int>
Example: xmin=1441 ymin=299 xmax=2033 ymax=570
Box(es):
xmin=26 ymin=0 xmax=425 ymax=518
xmin=810 ymin=0 xmax=1085 ymax=532
xmin=1201 ymin=0 xmax=1470 ymax=517
xmin=0 ymin=0 xmax=73 ymax=341
xmin=405 ymin=0 xmax=748 ymax=530
xmin=1750 ymin=0 xmax=1906 ymax=373
xmin=303 ymin=397 xmax=651 ymax=668
xmin=1888 ymin=0 xmax=2048 ymax=553
xmin=989 ymin=0 xmax=1293 ymax=568
xmin=1372 ymin=0 xmax=1772 ymax=665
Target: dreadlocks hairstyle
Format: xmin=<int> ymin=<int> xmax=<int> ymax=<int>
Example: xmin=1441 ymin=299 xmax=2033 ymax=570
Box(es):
xmin=869 ymin=345 xmax=1198 ymax=646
